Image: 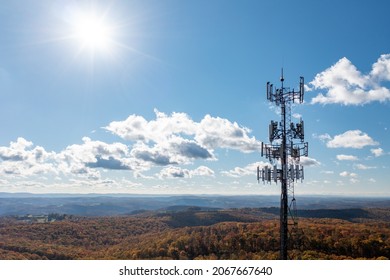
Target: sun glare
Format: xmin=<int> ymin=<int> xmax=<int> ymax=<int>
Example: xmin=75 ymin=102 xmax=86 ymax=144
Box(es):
xmin=70 ymin=11 xmax=115 ymax=54
xmin=57 ymin=3 xmax=153 ymax=70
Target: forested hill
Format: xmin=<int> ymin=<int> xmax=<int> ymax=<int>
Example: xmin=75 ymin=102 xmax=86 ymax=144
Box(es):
xmin=0 ymin=207 xmax=389 ymax=260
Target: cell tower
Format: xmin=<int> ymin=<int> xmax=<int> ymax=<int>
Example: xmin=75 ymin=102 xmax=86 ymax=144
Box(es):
xmin=257 ymin=70 xmax=308 ymax=260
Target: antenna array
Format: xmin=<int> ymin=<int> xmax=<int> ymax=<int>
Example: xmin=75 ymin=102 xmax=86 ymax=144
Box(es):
xmin=257 ymin=70 xmax=308 ymax=260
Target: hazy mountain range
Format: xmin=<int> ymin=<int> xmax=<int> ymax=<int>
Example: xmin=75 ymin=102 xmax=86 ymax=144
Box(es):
xmin=1 ymin=192 xmax=389 ymax=216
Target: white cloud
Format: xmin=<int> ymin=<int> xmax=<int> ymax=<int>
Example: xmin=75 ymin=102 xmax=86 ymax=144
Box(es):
xmin=104 ymin=109 xmax=197 ymax=144
xmin=105 ymin=110 xmax=262 ymax=156
xmin=340 ymin=171 xmax=358 ymax=177
xmin=103 ymin=109 xmax=262 ymax=176
xmin=0 ymin=137 xmax=136 ymax=180
xmin=308 ymin=54 xmax=390 ymax=105
xmin=371 ymin=54 xmax=390 ymax=81
xmin=129 ymin=137 xmax=215 ymax=168
xmin=130 ymin=142 xmax=175 ymax=167
xmin=0 ymin=138 xmax=56 ymax=176
xmin=158 ymin=166 xmax=191 ymax=179
xmin=312 ymin=133 xmax=331 ymax=142
xmin=336 ymin=154 xmax=358 ymax=161
xmin=339 ymin=171 xmax=348 ymax=177
xmin=300 ymin=156 xmax=321 ymax=166
xmin=292 ymin=113 xmax=302 ymax=119
xmin=0 ymin=137 xmax=55 ymax=164
xmin=56 ymin=137 xmax=133 ymax=178
xmin=354 ymin=164 xmax=376 ymax=170
xmin=350 ymin=178 xmax=360 ymax=184
xmin=158 ymin=165 xmax=214 ymax=179
xmin=326 ymin=130 xmax=378 ymax=149
xmin=221 ymin=166 xmax=250 ymax=178
xmin=221 ymin=161 xmax=271 ymax=178
xmin=371 ymin=147 xmax=384 ymax=157
xmin=0 ymin=108 xmax=261 ymax=182
xmin=195 ymin=115 xmax=261 ymax=153
xmin=192 ymin=166 xmax=215 ymax=177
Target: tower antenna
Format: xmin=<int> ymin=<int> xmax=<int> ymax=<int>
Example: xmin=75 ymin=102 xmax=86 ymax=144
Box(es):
xmin=259 ymin=71 xmax=308 ymax=260
xmin=281 ymin=68 xmax=284 ymax=82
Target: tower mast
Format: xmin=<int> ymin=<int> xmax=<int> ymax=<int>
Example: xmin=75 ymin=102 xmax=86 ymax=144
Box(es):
xmin=258 ymin=70 xmax=308 ymax=259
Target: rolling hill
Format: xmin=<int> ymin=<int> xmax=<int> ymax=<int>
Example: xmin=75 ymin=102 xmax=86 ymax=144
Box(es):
xmin=0 ymin=206 xmax=389 ymax=260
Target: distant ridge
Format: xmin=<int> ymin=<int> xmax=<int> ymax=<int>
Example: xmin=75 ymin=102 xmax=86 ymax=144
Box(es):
xmin=0 ymin=193 xmax=390 ymax=216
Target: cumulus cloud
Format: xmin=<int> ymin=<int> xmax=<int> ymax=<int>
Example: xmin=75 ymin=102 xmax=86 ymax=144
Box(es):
xmin=158 ymin=165 xmax=215 ymax=179
xmin=0 ymin=138 xmax=56 ymax=176
xmin=57 ymin=137 xmax=133 ymax=176
xmin=326 ymin=130 xmax=378 ymax=149
xmin=312 ymin=133 xmax=332 ymax=142
xmin=130 ymin=142 xmax=177 ymax=166
xmin=195 ymin=115 xmax=261 ymax=152
xmin=336 ymin=154 xmax=358 ymax=161
xmin=371 ymin=54 xmax=390 ymax=81
xmin=300 ymin=156 xmax=321 ymax=166
xmin=221 ymin=162 xmax=271 ymax=178
xmin=86 ymin=156 xmax=131 ymax=170
xmin=371 ymin=147 xmax=384 ymax=157
xmin=0 ymin=137 xmax=43 ymax=162
xmin=158 ymin=166 xmax=190 ymax=179
xmin=354 ymin=164 xmax=376 ymax=170
xmin=169 ymin=137 xmax=214 ymax=160
xmin=1 ymin=110 xmax=263 ymax=184
xmin=339 ymin=171 xmax=359 ymax=184
xmin=191 ymin=166 xmax=215 ymax=177
xmin=350 ymin=178 xmax=360 ymax=184
xmin=130 ymin=137 xmax=215 ymax=168
xmin=340 ymin=171 xmax=357 ymax=178
xmin=0 ymin=136 xmax=136 ymax=180
xmin=105 ymin=110 xmax=262 ymax=156
xmin=308 ymin=54 xmax=390 ymax=105
xmin=221 ymin=167 xmax=250 ymax=178
xmin=292 ymin=113 xmax=302 ymax=119
xmin=104 ymin=110 xmax=197 ymax=143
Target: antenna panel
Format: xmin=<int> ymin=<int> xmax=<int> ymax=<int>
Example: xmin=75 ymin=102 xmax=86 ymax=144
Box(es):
xmin=266 ymin=82 xmax=270 ymax=100
xmin=304 ymin=142 xmax=309 ymax=156
xmin=299 ymin=76 xmax=304 ymax=103
xmin=273 ymin=165 xmax=277 ymax=182
xmin=298 ymin=120 xmax=304 ymax=140
xmin=290 ymin=164 xmax=295 ymax=181
xmin=295 ymin=165 xmax=300 ymax=180
xmin=264 ymin=166 xmax=269 ymax=182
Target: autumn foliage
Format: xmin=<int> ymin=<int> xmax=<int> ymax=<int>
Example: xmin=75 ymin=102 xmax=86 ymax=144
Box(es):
xmin=0 ymin=208 xmax=389 ymax=260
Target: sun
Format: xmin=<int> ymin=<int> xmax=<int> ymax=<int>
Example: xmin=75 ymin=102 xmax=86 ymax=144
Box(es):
xmin=75 ymin=15 xmax=111 ymax=51
xmin=56 ymin=2 xmax=155 ymax=69
xmin=70 ymin=11 xmax=115 ymax=54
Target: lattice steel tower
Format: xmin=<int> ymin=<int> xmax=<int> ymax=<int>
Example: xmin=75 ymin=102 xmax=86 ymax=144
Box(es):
xmin=257 ymin=70 xmax=308 ymax=260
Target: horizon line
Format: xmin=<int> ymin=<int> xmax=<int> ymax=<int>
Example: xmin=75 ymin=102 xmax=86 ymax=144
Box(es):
xmin=1 ymin=191 xmax=390 ymax=198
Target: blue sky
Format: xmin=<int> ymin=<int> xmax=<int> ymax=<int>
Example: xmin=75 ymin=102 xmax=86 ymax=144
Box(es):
xmin=0 ymin=0 xmax=389 ymax=196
